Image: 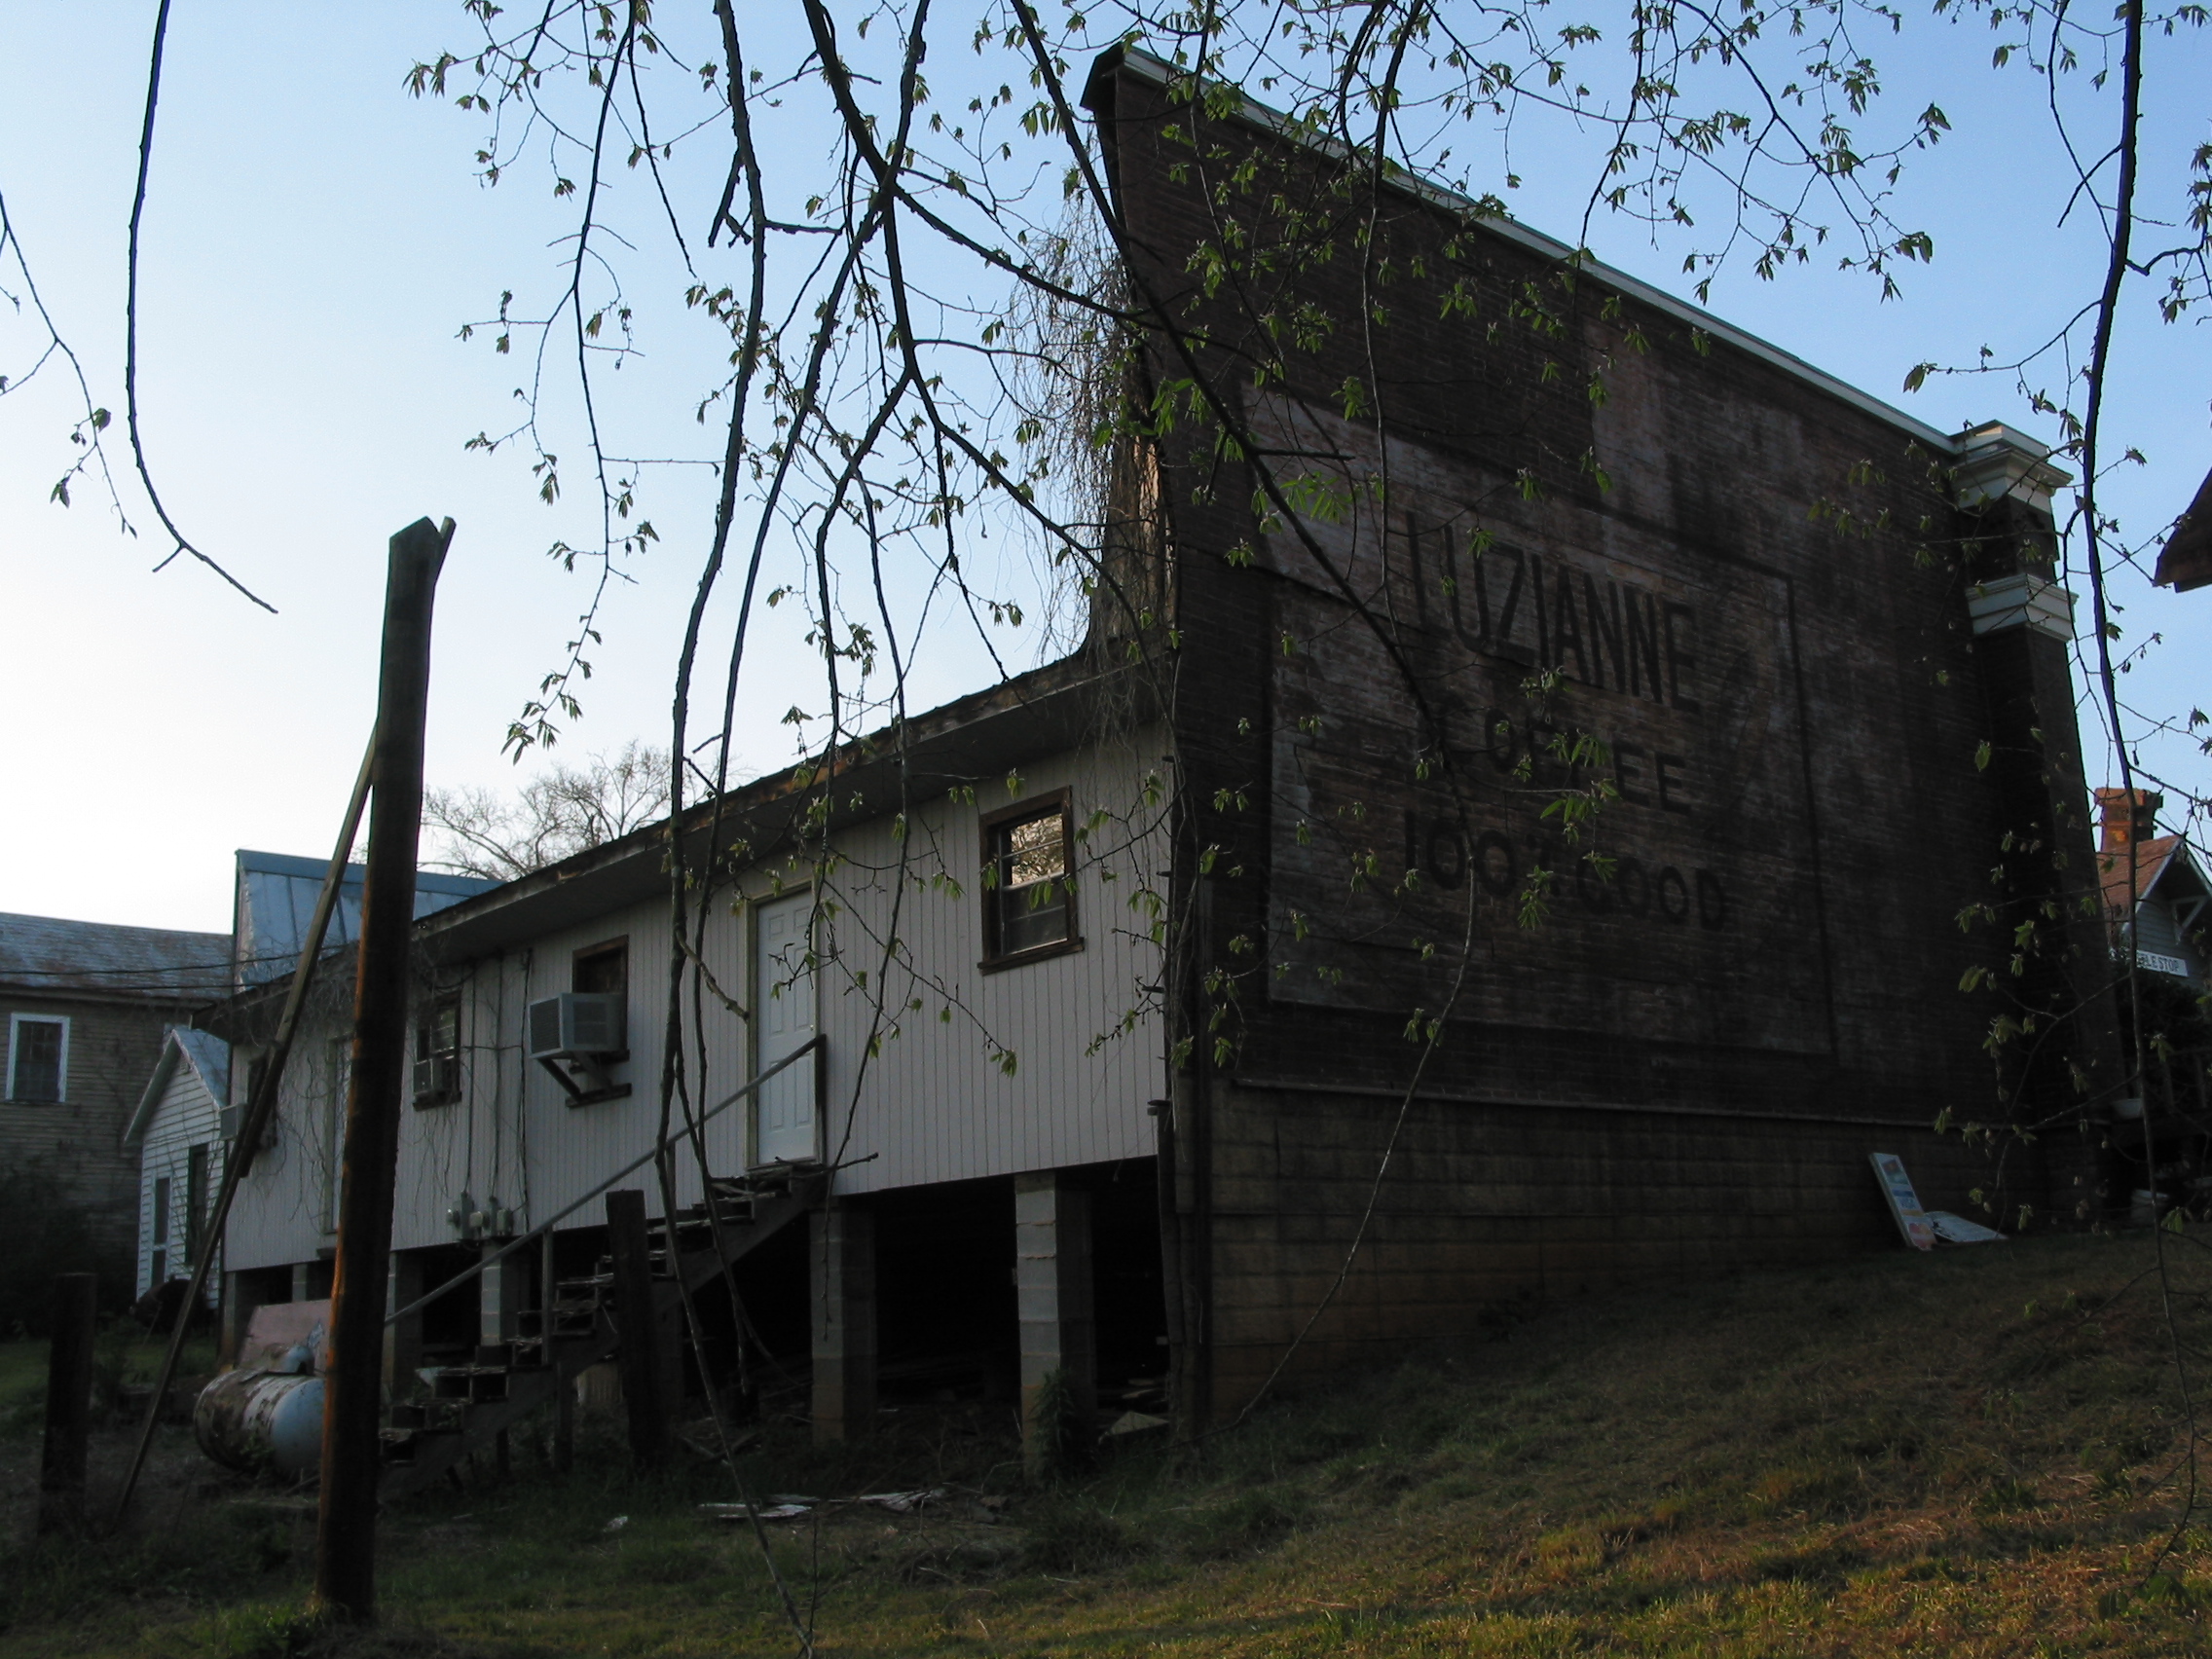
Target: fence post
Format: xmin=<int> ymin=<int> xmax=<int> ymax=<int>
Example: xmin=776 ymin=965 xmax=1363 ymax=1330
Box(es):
xmin=38 ymin=1272 xmax=99 ymax=1534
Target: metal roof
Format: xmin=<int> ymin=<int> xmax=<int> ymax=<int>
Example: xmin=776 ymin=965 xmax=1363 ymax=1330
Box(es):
xmin=422 ymin=653 xmax=1138 ymax=961
xmin=233 ymin=850 xmax=496 ymax=987
xmin=0 ymin=911 xmax=232 ymax=1003
xmin=124 ymin=1024 xmax=233 ymax=1147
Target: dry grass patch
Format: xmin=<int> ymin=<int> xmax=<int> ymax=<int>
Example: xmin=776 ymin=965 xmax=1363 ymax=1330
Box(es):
xmin=4 ymin=1230 xmax=2210 ymax=1656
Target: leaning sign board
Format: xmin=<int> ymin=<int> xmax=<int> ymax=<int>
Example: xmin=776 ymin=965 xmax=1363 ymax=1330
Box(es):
xmin=1868 ymin=1152 xmax=1936 ymax=1251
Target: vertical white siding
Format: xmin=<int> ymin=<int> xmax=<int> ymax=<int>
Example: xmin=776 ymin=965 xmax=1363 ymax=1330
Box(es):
xmin=223 ymin=1027 xmax=347 ymax=1272
xmin=136 ymin=1065 xmax=224 ymax=1298
xmin=226 ymin=722 xmax=1173 ymax=1277
xmin=814 ymin=726 xmax=1171 ymax=1193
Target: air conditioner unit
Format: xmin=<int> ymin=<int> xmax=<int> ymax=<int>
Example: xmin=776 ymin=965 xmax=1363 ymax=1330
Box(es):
xmin=218 ymin=1101 xmax=278 ymax=1149
xmin=411 ymin=1054 xmax=460 ymax=1104
xmin=527 ymin=992 xmax=626 ymax=1059
xmin=527 ymin=993 xmax=631 ymax=1106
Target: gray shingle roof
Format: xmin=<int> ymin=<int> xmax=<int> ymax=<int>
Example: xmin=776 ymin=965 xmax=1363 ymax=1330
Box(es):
xmin=0 ymin=911 xmax=233 ymax=1002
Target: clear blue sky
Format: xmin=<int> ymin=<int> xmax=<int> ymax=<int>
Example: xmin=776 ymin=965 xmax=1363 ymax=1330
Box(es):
xmin=2 ymin=3 xmax=2204 ymax=932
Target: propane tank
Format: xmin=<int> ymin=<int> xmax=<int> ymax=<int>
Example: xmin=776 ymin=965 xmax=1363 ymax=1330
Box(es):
xmin=194 ymin=1365 xmax=326 ymax=1480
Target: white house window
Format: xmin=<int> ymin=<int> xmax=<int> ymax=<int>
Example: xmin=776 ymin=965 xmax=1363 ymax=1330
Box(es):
xmin=412 ymin=997 xmax=461 ymax=1106
xmin=151 ymin=1175 xmax=172 ymax=1287
xmin=7 ymin=1014 xmax=68 ymax=1102
xmin=183 ymin=1144 xmax=209 ymax=1268
xmin=980 ymin=792 xmax=1081 ymax=968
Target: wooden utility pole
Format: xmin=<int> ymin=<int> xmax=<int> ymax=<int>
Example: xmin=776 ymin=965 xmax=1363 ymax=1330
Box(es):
xmin=38 ymin=1273 xmax=98 ymax=1534
xmin=314 ymin=517 xmax=452 ymax=1623
xmin=605 ymin=1189 xmax=670 ymax=1466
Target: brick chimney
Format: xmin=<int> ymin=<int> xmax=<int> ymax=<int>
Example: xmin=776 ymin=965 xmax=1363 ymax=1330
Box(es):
xmin=2094 ymin=788 xmax=2163 ymax=852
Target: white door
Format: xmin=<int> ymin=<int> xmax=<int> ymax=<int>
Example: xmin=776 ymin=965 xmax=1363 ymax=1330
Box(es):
xmin=754 ymin=891 xmax=818 ymax=1164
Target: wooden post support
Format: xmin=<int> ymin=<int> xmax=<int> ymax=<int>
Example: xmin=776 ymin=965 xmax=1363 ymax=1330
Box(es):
xmin=313 ymin=517 xmax=452 ymax=1624
xmin=543 ymin=1228 xmax=572 ymax=1472
xmin=37 ymin=1272 xmax=98 ymax=1535
xmin=606 ymin=1189 xmax=668 ymax=1466
xmin=809 ymin=1205 xmax=876 ymax=1443
xmin=219 ymin=1270 xmax=263 ymax=1370
xmin=383 ymin=1252 xmax=424 ymax=1400
xmin=1015 ymin=1173 xmax=1096 ymax=1473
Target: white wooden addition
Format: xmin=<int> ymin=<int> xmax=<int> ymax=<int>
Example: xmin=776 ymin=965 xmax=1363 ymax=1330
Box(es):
xmin=753 ymin=890 xmax=820 ymax=1165
xmin=124 ymin=1028 xmax=230 ymax=1301
xmin=215 ymin=715 xmax=1167 ymax=1268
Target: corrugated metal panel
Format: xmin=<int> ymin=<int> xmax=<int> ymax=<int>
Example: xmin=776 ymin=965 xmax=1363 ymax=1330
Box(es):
xmin=223 ymin=1030 xmax=346 ymax=1273
xmin=388 ymin=892 xmax=753 ymax=1252
xmin=233 ymin=852 xmax=495 ymax=987
xmin=224 ymin=727 xmax=1171 ymax=1278
xmin=816 ymin=727 xmax=1170 ymax=1193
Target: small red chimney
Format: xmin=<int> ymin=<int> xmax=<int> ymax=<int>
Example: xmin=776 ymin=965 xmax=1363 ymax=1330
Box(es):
xmin=2094 ymin=788 xmax=2163 ymax=852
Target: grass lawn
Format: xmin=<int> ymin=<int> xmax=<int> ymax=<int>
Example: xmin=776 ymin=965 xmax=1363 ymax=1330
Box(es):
xmin=0 ymin=1342 xmax=52 ymax=1419
xmin=2 ymin=1230 xmax=2208 ymax=1657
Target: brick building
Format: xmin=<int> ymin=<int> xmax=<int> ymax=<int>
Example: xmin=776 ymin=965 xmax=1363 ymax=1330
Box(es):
xmin=1083 ymin=46 xmax=2120 ymax=1414
xmin=1 ymin=912 xmax=231 ymax=1298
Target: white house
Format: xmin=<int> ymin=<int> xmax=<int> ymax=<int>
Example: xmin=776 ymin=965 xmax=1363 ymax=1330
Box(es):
xmin=207 ymin=659 xmax=1171 ymax=1477
xmin=123 ymin=1026 xmax=231 ymax=1303
xmin=2098 ymin=789 xmax=2209 ymax=985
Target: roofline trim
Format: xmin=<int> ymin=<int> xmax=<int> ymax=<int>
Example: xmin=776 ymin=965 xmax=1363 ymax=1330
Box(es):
xmin=124 ymin=1030 xmax=183 ymax=1148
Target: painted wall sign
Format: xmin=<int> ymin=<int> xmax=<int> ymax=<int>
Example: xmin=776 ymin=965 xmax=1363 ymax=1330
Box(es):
xmin=1251 ymin=397 xmax=1834 ymax=1053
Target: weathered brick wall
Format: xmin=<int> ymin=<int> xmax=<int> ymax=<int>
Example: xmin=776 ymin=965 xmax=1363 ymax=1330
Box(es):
xmin=1204 ymin=1086 xmax=1997 ymax=1403
xmin=2 ymin=995 xmax=180 ymax=1264
xmin=1088 ymin=54 xmax=2117 ymax=1417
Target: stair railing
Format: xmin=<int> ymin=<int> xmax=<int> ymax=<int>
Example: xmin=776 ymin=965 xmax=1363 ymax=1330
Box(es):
xmin=385 ymin=1033 xmax=826 ymax=1331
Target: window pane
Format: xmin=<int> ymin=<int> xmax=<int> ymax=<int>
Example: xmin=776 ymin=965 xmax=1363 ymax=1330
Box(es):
xmin=185 ymin=1145 xmax=208 ymax=1267
xmin=575 ymin=944 xmax=628 ymax=995
xmin=11 ymin=1019 xmax=63 ymax=1099
xmin=988 ymin=808 xmax=1072 ymax=956
xmin=999 ymin=886 xmax=1070 ymax=954
xmin=1002 ymin=813 xmax=1066 ymax=886
xmin=417 ymin=1001 xmax=460 ymax=1061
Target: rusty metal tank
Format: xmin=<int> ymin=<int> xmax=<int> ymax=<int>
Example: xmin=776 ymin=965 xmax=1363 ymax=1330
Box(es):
xmin=194 ymin=1359 xmax=325 ymax=1480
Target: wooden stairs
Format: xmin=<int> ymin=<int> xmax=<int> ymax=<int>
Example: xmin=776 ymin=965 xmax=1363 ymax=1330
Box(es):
xmin=379 ymin=1163 xmax=825 ymax=1498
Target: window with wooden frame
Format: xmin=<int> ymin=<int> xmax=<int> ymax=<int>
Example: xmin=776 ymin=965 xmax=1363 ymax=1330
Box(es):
xmin=573 ymin=938 xmax=629 ymax=998
xmin=6 ymin=1013 xmax=68 ymax=1102
xmin=412 ymin=996 xmax=461 ymax=1106
xmin=980 ymin=790 xmax=1081 ymax=969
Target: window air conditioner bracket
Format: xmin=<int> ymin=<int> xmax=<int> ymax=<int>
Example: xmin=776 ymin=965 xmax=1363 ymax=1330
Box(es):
xmin=538 ymin=1052 xmax=632 ymax=1108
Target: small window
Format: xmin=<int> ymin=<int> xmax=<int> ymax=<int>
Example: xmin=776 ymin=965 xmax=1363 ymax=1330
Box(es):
xmin=574 ymin=940 xmax=629 ymax=997
xmin=7 ymin=1014 xmax=68 ymax=1102
xmin=183 ymin=1144 xmax=209 ymax=1268
xmin=412 ymin=997 xmax=461 ymax=1106
xmin=153 ymin=1175 xmax=172 ymax=1245
xmin=980 ymin=792 xmax=1081 ymax=968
